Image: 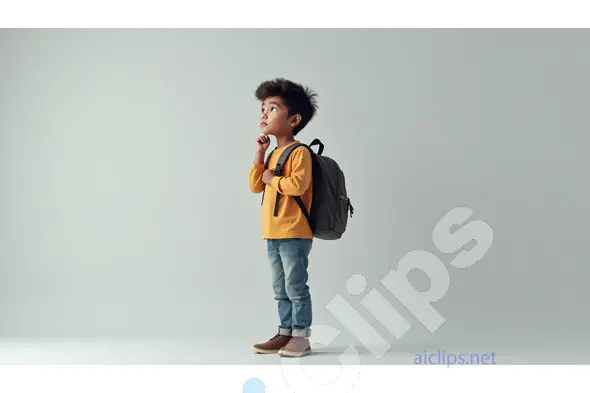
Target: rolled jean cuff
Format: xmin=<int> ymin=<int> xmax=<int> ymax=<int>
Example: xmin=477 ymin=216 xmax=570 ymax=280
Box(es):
xmin=292 ymin=328 xmax=311 ymax=337
xmin=279 ymin=327 xmax=293 ymax=336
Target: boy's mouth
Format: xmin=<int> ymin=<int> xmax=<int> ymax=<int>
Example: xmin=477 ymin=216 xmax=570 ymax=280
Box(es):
xmin=260 ymin=122 xmax=267 ymax=127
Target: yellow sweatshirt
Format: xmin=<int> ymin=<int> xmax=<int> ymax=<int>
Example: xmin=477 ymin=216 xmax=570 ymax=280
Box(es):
xmin=249 ymin=141 xmax=313 ymax=239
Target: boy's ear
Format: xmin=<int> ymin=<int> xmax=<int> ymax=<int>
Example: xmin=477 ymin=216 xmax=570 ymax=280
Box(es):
xmin=290 ymin=114 xmax=302 ymax=127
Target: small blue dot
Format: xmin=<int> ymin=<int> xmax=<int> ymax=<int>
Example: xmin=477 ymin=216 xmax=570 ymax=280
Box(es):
xmin=243 ymin=378 xmax=265 ymax=393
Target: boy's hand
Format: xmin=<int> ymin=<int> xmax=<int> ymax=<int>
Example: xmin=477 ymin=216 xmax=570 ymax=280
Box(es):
xmin=256 ymin=135 xmax=271 ymax=153
xmin=262 ymin=169 xmax=275 ymax=184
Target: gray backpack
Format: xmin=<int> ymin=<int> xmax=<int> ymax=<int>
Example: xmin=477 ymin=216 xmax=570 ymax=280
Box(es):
xmin=262 ymin=139 xmax=354 ymax=240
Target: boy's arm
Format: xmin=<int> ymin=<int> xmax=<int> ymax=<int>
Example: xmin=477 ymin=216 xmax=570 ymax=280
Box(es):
xmin=250 ymin=136 xmax=270 ymax=194
xmin=249 ymin=162 xmax=266 ymax=194
xmin=268 ymin=147 xmax=312 ymax=196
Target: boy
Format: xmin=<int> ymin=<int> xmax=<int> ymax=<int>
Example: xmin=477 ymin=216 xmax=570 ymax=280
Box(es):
xmin=248 ymin=78 xmax=319 ymax=357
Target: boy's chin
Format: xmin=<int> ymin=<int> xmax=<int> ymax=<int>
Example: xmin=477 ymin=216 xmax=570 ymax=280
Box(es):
xmin=261 ymin=129 xmax=288 ymax=137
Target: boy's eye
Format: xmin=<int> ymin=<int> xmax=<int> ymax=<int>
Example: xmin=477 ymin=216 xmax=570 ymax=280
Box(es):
xmin=271 ymin=107 xmax=277 ymax=112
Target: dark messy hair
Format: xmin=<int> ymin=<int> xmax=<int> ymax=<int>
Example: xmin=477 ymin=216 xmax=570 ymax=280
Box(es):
xmin=255 ymin=78 xmax=319 ymax=135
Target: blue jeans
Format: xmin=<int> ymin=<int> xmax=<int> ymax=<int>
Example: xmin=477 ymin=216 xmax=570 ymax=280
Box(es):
xmin=267 ymin=238 xmax=313 ymax=337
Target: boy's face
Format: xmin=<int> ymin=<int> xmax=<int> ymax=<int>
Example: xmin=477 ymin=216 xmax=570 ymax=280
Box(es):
xmin=260 ymin=96 xmax=297 ymax=137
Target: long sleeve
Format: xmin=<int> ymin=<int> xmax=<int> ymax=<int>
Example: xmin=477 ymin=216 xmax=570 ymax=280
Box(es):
xmin=270 ymin=147 xmax=312 ymax=196
xmin=249 ymin=163 xmax=265 ymax=193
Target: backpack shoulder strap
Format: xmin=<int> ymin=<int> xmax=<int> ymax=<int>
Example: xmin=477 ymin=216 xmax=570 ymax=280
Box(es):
xmin=274 ymin=142 xmax=306 ymax=175
xmin=261 ymin=143 xmax=305 ymax=207
xmin=261 ymin=147 xmax=277 ymax=205
xmin=264 ymin=147 xmax=276 ymax=170
xmin=271 ymin=142 xmax=307 ymax=217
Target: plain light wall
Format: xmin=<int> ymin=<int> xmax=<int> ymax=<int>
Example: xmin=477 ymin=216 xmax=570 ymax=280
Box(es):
xmin=0 ymin=29 xmax=588 ymax=354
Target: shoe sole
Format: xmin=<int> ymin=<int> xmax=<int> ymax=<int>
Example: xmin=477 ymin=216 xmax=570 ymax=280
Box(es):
xmin=252 ymin=346 xmax=280 ymax=354
xmin=279 ymin=349 xmax=312 ymax=357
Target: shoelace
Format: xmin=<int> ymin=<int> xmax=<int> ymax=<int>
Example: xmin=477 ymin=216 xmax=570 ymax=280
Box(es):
xmin=269 ymin=333 xmax=283 ymax=342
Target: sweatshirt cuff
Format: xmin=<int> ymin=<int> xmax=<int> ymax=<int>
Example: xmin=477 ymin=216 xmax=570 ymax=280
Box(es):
xmin=253 ymin=163 xmax=265 ymax=171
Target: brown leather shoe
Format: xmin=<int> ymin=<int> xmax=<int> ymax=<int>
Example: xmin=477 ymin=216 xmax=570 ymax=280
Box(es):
xmin=252 ymin=331 xmax=292 ymax=354
xmin=278 ymin=337 xmax=312 ymax=357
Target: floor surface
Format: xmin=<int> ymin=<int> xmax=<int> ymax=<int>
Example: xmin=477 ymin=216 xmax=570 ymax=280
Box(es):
xmin=1 ymin=337 xmax=588 ymax=365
